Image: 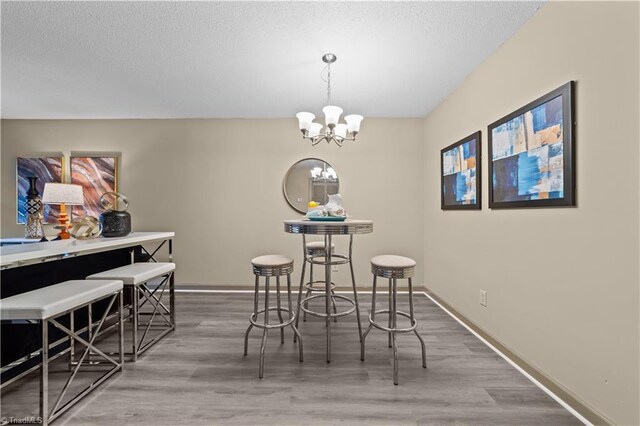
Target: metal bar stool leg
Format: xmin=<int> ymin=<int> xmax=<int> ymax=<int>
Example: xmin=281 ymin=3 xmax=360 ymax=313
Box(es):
xmin=294 ymin=250 xmax=306 ymax=342
xmin=304 ymin=262 xmax=313 ymax=322
xmin=349 ymin=235 xmax=362 ymax=340
xmin=276 ymin=276 xmax=285 ymax=344
xmin=87 ymin=303 xmax=95 ymax=362
xmin=361 ymin=274 xmax=377 ymax=361
xmin=119 ymin=290 xmax=125 ymax=367
xmin=68 ymin=312 xmax=75 ymax=370
xmin=287 ymin=273 xmax=303 ymax=361
xmin=244 ymin=275 xmax=259 ymax=356
xmin=408 ymin=278 xmax=427 ymax=368
xmin=169 ymin=269 xmax=176 ymax=328
xmin=259 ymin=277 xmax=270 ymax=379
xmin=40 ymin=320 xmax=49 ymax=426
xmin=388 ymin=278 xmax=393 ymax=348
xmin=392 ymin=277 xmax=399 ymax=385
xmin=324 ymin=234 xmax=333 ymax=362
xmin=132 ymin=287 xmax=139 ymax=362
xmin=331 ymin=286 xmax=338 ymax=322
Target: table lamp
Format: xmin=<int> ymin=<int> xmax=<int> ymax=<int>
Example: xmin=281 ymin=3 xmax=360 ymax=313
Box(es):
xmin=42 ymin=183 xmax=84 ymax=240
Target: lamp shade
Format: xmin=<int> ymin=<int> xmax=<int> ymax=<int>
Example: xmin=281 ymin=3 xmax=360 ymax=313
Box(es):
xmin=296 ymin=112 xmax=315 ymax=131
xmin=334 ymin=124 xmax=348 ymax=139
xmin=42 ymin=183 xmax=84 ymax=205
xmin=308 ymin=123 xmax=323 ymax=138
xmin=344 ymin=114 xmax=364 ymax=133
xmin=322 ymin=106 xmax=343 ymax=126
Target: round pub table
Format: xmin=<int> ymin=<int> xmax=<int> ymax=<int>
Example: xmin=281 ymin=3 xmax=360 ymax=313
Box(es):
xmin=284 ymin=219 xmax=373 ymax=363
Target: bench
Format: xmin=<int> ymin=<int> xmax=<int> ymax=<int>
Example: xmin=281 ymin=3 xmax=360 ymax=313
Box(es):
xmin=0 ymin=279 xmax=124 ymax=426
xmin=87 ymin=262 xmax=175 ymax=361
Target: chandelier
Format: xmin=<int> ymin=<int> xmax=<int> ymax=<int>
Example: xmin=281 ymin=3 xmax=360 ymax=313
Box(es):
xmin=296 ymin=53 xmax=363 ymax=147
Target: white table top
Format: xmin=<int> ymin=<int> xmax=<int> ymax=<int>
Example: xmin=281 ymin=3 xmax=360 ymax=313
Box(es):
xmin=0 ymin=232 xmax=174 ymax=269
xmin=0 ymin=238 xmax=43 ymax=245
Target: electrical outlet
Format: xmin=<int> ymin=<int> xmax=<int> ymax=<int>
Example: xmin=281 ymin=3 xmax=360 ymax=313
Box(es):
xmin=480 ymin=290 xmax=487 ymax=307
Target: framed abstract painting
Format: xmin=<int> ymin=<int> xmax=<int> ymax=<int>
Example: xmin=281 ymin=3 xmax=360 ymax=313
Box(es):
xmin=488 ymin=81 xmax=575 ymax=208
xmin=16 ymin=155 xmax=64 ymax=223
xmin=441 ymin=131 xmax=481 ymax=210
xmin=70 ymin=154 xmax=119 ymax=218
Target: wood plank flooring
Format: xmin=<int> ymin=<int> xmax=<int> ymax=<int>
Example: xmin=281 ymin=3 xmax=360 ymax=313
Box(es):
xmin=1 ymin=292 xmax=581 ymax=425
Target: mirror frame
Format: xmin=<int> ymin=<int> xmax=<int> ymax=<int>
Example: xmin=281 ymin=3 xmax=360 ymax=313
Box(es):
xmin=282 ymin=157 xmax=339 ymax=214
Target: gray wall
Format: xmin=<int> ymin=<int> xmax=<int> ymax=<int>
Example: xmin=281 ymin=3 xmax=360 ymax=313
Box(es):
xmin=422 ymin=2 xmax=639 ymax=424
xmin=1 ymin=118 xmax=425 ymax=289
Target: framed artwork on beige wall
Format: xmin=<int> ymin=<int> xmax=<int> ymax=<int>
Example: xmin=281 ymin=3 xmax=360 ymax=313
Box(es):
xmin=441 ymin=131 xmax=481 ymax=210
xmin=488 ymin=81 xmax=575 ymax=208
xmin=16 ymin=155 xmax=64 ymax=223
xmin=70 ymin=154 xmax=119 ymax=218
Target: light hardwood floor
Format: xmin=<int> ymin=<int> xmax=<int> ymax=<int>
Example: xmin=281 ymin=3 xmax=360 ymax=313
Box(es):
xmin=1 ymin=292 xmax=581 ymax=425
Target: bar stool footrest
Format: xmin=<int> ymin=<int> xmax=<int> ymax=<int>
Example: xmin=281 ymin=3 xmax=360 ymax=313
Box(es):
xmin=304 ymin=280 xmax=336 ymax=292
xmin=308 ymin=254 xmax=351 ymax=266
xmin=369 ymin=309 xmax=418 ymax=333
xmin=300 ymin=294 xmax=356 ymax=319
xmin=249 ymin=307 xmax=295 ymax=329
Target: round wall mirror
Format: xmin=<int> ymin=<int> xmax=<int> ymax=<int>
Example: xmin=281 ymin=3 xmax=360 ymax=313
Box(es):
xmin=283 ymin=158 xmax=339 ymax=214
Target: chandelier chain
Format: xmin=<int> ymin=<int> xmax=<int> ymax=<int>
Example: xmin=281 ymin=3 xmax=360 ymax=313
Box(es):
xmin=326 ymin=62 xmax=332 ymax=106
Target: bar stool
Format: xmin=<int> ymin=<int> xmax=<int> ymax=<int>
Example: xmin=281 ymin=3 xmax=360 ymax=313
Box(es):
xmin=361 ymin=255 xmax=426 ymax=385
xmin=298 ymin=238 xmax=337 ymax=324
xmin=244 ymin=255 xmax=303 ymax=378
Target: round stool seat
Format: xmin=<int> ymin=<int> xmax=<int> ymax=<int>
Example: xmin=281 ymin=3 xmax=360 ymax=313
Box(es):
xmin=371 ymin=255 xmax=416 ymax=269
xmin=371 ymin=255 xmax=416 ymax=279
xmin=251 ymin=255 xmax=293 ymax=268
xmin=251 ymin=255 xmax=294 ymax=277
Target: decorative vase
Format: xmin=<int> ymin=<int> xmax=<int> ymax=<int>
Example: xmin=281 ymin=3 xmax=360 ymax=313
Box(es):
xmin=100 ymin=210 xmax=131 ymax=237
xmin=99 ymin=192 xmax=131 ymax=237
xmin=25 ymin=176 xmax=44 ymax=239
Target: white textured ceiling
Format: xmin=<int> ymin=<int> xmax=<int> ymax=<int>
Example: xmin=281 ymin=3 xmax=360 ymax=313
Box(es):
xmin=1 ymin=1 xmax=544 ymax=119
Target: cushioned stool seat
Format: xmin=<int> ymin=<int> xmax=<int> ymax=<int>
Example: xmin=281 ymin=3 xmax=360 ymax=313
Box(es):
xmin=251 ymin=255 xmax=293 ymax=268
xmin=1 ymin=280 xmax=123 ymax=320
xmin=87 ymin=262 xmax=175 ymax=361
xmin=87 ymin=262 xmax=175 ymax=285
xmin=371 ymin=255 xmax=416 ymax=269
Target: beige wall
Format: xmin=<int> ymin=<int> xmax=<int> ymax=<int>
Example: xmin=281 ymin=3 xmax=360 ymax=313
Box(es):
xmin=423 ymin=1 xmax=639 ymax=424
xmin=1 ymin=118 xmax=425 ymax=289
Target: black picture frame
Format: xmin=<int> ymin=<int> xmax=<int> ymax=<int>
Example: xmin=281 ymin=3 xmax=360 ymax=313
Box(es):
xmin=488 ymin=81 xmax=575 ymax=209
xmin=440 ymin=131 xmax=482 ymax=210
